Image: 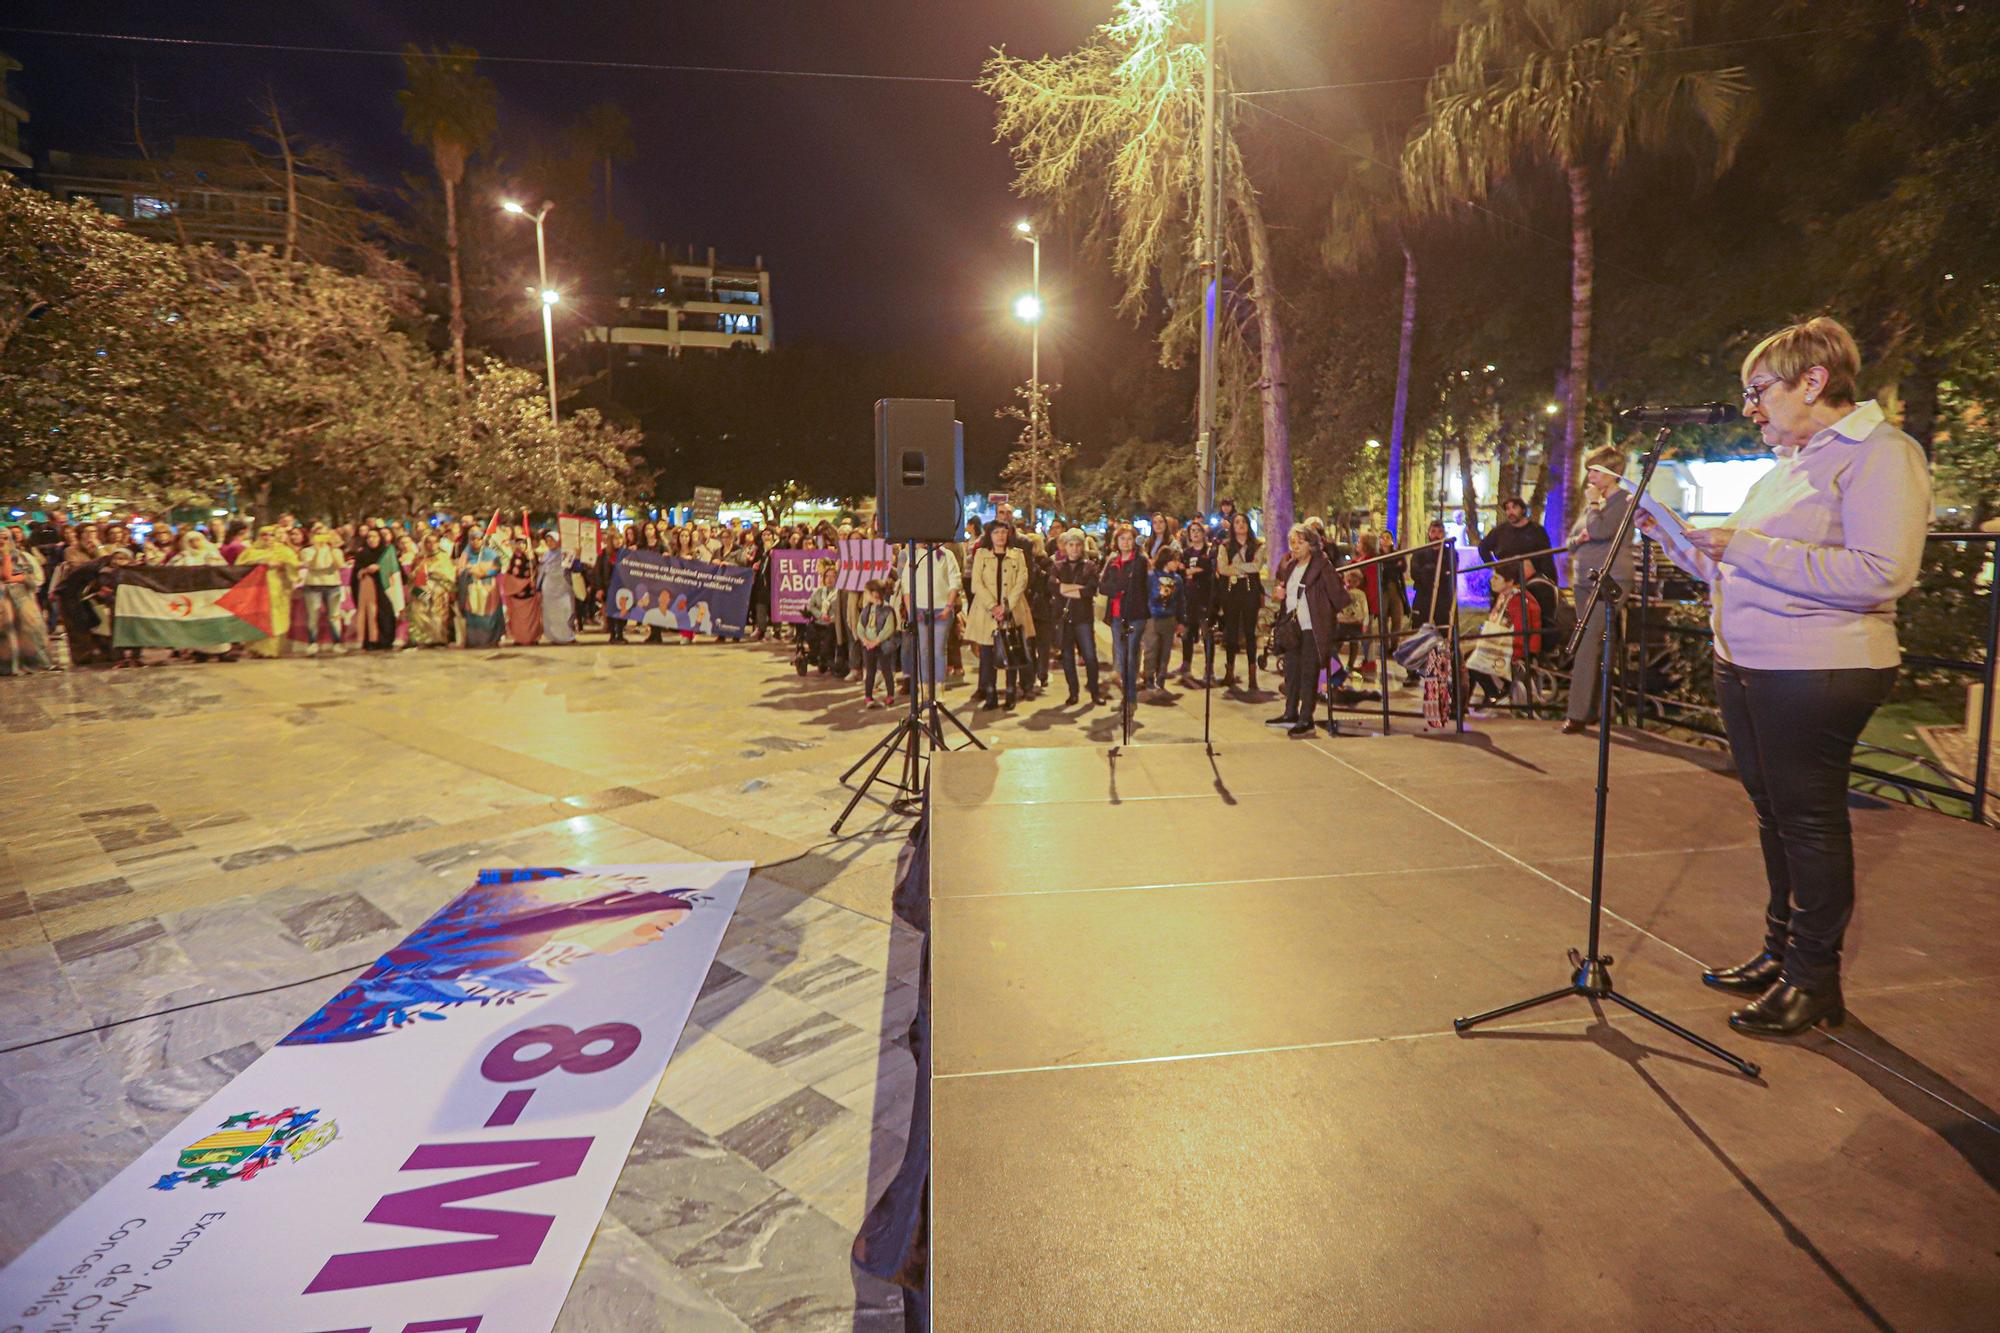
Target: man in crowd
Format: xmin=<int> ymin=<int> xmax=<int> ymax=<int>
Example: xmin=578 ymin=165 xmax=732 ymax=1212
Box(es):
xmin=896 ymin=539 xmax=962 ymax=696
xmin=29 ymin=509 xmax=67 ymax=616
xmin=1212 ymin=497 xmax=1237 ymax=542
xmin=1478 ymin=496 xmax=1559 ymax=584
xmin=1408 ymin=518 xmax=1458 ymax=627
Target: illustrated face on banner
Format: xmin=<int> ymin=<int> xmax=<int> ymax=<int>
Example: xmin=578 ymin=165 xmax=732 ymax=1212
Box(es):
xmin=613 ymin=586 xmax=636 ymax=617
xmin=280 ymin=870 xmax=709 ymax=1047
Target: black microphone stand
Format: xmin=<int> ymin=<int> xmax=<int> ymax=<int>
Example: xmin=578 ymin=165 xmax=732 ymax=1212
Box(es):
xmin=1200 ymin=615 xmax=1218 ymax=757
xmin=1451 ymin=425 xmax=1761 ymax=1079
xmin=833 ymin=539 xmax=983 ymax=835
xmin=1108 ymin=619 xmax=1141 ymax=756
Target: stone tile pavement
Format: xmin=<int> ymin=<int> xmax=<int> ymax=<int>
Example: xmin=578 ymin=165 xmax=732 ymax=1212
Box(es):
xmin=0 ymin=635 xmax=1300 ymax=1328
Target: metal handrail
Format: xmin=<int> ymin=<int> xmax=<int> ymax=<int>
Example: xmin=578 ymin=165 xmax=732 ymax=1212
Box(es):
xmin=1626 ymin=530 xmax=1998 ymax=825
xmin=1336 ymin=527 xmax=1998 ymax=822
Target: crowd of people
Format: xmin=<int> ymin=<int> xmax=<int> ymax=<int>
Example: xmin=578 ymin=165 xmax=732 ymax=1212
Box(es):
xmin=3 ymin=511 xmax=849 ymax=671
xmin=3 ymin=490 xmax=1596 ymax=741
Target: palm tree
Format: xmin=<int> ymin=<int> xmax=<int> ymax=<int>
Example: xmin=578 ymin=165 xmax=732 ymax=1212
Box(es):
xmin=1402 ymin=0 xmax=1751 ymax=539
xmin=1323 ymin=134 xmax=1427 ymax=541
xmin=398 ymin=45 xmax=497 ymax=389
xmin=983 ymin=1 xmax=1295 ymax=563
xmin=572 ymin=103 xmax=634 ymax=224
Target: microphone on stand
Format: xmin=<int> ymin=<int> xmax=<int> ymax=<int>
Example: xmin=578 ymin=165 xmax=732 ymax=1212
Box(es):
xmin=1617 ymin=402 xmax=1741 ymax=426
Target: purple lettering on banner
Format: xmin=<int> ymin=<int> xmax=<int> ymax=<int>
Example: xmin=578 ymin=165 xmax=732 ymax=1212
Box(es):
xmin=306 ymin=1316 xmax=483 ymax=1332
xmin=769 ymin=549 xmax=818 ymax=624
xmin=303 ymin=1137 xmax=592 ymax=1293
xmin=485 ymin=1088 xmax=535 ymax=1127
xmin=480 ymin=1022 xmax=641 ymax=1083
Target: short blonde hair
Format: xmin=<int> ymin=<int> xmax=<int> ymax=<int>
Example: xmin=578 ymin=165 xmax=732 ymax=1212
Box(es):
xmin=1741 ymin=316 xmax=1861 ymax=406
xmin=1584 ymin=444 xmax=1626 ymax=475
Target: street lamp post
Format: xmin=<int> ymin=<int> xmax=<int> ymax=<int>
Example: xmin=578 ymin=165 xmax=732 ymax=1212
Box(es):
xmin=503 ymin=199 xmax=563 ymax=507
xmin=1014 ymin=220 xmax=1043 ymax=528
xmin=502 ymin=201 xmax=561 ymax=429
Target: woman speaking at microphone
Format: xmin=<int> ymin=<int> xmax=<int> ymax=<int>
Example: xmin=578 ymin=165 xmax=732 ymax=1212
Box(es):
xmin=1654 ymin=317 xmax=1930 ymax=1038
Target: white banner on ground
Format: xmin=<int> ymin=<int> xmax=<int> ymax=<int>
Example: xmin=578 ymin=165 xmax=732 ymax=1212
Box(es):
xmin=0 ymin=862 xmax=748 ymax=1333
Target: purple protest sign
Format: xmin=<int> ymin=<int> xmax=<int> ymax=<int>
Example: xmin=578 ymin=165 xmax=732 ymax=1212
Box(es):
xmin=769 ymin=548 xmax=822 ymax=624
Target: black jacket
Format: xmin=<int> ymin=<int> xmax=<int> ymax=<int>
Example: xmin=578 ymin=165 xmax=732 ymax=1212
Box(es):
xmin=1026 ymin=549 xmax=1057 ymax=634
xmin=1478 ymin=520 xmax=1558 ymax=583
xmin=1409 ymin=543 xmax=1458 ymax=621
xmin=1179 ymin=543 xmax=1219 ymax=622
xmin=1100 ymin=552 xmax=1151 ymax=625
xmin=1050 ymin=556 xmax=1100 ymax=629
xmin=1274 ymin=551 xmax=1346 ymax=664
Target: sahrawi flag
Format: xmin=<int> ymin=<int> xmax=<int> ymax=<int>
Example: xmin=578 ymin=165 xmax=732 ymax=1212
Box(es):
xmin=114 ymin=566 xmax=274 ymax=648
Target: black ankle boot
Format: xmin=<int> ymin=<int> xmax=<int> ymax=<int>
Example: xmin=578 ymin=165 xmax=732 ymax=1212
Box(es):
xmin=1729 ymin=980 xmax=1844 ymax=1037
xmin=1701 ymin=950 xmax=1783 ymax=995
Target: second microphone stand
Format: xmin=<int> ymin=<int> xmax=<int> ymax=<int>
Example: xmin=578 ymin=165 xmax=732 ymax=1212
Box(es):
xmin=1451 ymin=425 xmax=1761 ymax=1079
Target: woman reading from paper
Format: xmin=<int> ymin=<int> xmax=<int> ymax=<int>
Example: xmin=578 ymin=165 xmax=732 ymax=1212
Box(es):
xmin=1648 ymin=317 xmax=1929 ymax=1038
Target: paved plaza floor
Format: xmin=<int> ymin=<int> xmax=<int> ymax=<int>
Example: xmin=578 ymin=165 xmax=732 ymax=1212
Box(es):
xmin=0 ymin=636 xmax=1295 ymax=1329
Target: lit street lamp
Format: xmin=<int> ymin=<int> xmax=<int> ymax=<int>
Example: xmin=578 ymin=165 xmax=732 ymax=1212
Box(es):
xmin=501 ymin=200 xmax=561 ymax=429
xmin=1013 ymin=220 xmax=1044 ymax=526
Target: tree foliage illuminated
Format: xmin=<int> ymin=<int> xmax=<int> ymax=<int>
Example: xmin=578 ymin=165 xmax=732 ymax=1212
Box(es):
xmin=1403 ymin=0 xmax=1753 ymax=539
xmin=982 ymin=0 xmax=1295 ymax=557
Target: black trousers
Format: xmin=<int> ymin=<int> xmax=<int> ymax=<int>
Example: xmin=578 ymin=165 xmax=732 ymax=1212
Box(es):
xmin=1713 ymin=660 xmax=1895 ymax=992
xmin=977 ymin=642 xmax=1026 ymax=700
xmin=1057 ymin=618 xmax=1099 ymax=697
xmin=1282 ymin=638 xmax=1320 ymax=725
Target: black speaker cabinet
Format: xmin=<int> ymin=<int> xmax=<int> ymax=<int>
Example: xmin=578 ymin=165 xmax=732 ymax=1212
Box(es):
xmin=875 ymin=398 xmax=964 ymax=542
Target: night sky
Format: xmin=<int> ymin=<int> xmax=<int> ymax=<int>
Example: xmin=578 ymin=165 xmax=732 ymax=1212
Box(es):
xmin=5 ymin=4 xmax=1095 ymax=343
xmin=3 ymin=2 xmax=1412 ymax=465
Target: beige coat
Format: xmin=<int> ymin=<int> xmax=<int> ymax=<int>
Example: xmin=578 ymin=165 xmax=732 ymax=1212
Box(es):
xmin=966 ymin=545 xmax=1034 ymax=644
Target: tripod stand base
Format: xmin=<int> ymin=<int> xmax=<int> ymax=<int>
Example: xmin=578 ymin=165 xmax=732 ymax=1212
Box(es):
xmin=830 ymin=697 xmax=983 ymax=836
xmin=1454 ymin=951 xmax=1761 ymax=1079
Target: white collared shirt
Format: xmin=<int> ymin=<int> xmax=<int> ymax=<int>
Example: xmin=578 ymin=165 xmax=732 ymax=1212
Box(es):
xmin=1777 ymin=399 xmax=1884 ymax=459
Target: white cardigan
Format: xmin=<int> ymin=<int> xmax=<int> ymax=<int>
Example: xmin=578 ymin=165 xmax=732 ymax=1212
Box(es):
xmin=1662 ymin=401 xmax=1930 ymax=670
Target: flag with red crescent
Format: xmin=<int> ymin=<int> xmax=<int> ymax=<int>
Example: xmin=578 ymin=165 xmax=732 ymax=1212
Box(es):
xmin=114 ymin=567 xmax=274 ymax=648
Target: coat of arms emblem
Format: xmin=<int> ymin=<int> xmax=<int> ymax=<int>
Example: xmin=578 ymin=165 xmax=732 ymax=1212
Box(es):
xmin=152 ymin=1107 xmax=338 ymax=1190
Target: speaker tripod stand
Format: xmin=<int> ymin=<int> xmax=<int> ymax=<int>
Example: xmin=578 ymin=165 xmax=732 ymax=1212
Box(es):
xmin=1451 ymin=425 xmax=1761 ymax=1079
xmin=831 ymin=541 xmax=983 ymax=835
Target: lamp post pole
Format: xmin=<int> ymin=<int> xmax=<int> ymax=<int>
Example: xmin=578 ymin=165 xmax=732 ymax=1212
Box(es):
xmin=1194 ymin=0 xmax=1219 ymax=520
xmin=505 ymin=199 xmax=563 ymax=506
xmin=1015 ymin=221 xmax=1044 ymax=528
xmin=1029 ymin=230 xmax=1041 ymax=529
xmin=530 ymin=209 xmax=559 ymax=428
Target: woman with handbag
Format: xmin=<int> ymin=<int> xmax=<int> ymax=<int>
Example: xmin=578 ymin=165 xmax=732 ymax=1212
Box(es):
xmin=1269 ymin=525 xmax=1344 ymax=738
xmin=968 ymin=519 xmax=1034 ymax=709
